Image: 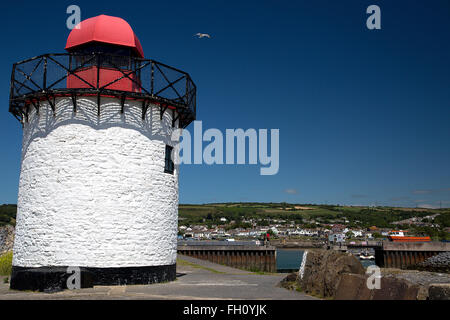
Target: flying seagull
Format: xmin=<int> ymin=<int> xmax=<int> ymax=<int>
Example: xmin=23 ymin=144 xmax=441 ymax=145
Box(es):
xmin=195 ymin=33 xmax=211 ymax=39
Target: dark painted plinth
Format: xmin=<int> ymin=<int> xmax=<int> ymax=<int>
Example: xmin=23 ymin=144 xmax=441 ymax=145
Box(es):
xmin=10 ymin=264 xmax=176 ymax=292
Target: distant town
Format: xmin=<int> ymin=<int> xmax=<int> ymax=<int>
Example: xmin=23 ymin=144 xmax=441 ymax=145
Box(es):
xmin=177 ymin=203 xmax=450 ymax=242
xmin=1 ymin=202 xmax=449 ymax=243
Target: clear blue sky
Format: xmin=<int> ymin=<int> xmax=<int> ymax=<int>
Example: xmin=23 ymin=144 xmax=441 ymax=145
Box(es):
xmin=0 ymin=0 xmax=449 ymax=208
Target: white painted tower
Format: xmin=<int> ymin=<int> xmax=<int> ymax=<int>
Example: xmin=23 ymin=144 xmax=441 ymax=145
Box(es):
xmin=9 ymin=15 xmax=196 ymax=291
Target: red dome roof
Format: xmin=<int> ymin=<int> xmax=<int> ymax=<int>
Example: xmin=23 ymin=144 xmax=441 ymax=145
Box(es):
xmin=65 ymin=15 xmax=144 ymax=58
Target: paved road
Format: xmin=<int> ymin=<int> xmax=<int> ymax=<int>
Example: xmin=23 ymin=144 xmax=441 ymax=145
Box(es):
xmin=0 ymin=255 xmax=316 ymax=300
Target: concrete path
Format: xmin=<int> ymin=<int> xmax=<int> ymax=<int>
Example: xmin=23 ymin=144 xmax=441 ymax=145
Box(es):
xmin=0 ymin=255 xmax=316 ymax=300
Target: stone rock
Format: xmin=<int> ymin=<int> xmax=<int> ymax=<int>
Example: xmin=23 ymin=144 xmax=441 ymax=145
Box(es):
xmin=279 ymin=272 xmax=298 ymax=290
xmin=335 ymin=273 xmax=422 ymax=300
xmin=296 ymin=249 xmax=365 ymax=298
xmin=335 ymin=273 xmax=373 ymax=300
xmin=282 ymin=272 xmax=298 ymax=283
xmin=416 ymin=252 xmax=450 ymax=273
xmin=428 ymin=283 xmax=450 ymax=300
xmin=0 ymin=225 xmax=14 ymax=255
xmin=371 ymin=276 xmax=420 ymax=300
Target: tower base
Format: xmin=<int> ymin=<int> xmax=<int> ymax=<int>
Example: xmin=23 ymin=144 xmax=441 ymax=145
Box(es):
xmin=10 ymin=264 xmax=176 ymax=292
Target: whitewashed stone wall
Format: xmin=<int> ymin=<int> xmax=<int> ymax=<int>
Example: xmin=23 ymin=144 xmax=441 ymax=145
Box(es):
xmin=13 ymin=97 xmax=179 ymax=268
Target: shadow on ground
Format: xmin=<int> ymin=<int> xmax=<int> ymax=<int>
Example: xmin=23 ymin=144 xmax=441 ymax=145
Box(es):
xmin=0 ymin=255 xmax=317 ymax=300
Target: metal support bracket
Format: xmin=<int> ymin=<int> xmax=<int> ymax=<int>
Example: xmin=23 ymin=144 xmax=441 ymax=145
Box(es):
xmin=45 ymin=93 xmax=56 ymax=116
xmin=31 ymin=99 xmax=40 ymax=115
xmin=71 ymin=93 xmax=77 ymax=113
xmin=97 ymin=92 xmax=101 ymax=117
xmin=120 ymin=95 xmax=126 ymax=114
xmin=25 ymin=104 xmax=29 ymax=123
xmin=142 ymin=99 xmax=149 ymax=120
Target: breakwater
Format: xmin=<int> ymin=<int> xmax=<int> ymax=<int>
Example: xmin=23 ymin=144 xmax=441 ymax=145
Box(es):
xmin=375 ymin=242 xmax=450 ymax=269
xmin=177 ymin=241 xmax=276 ymax=272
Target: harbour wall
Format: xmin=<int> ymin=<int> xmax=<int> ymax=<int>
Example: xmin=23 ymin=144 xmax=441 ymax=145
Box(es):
xmin=375 ymin=242 xmax=450 ymax=269
xmin=177 ymin=244 xmax=277 ymax=272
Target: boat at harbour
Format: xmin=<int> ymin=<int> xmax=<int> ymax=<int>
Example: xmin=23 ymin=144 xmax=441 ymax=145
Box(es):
xmin=388 ymin=230 xmax=431 ymax=242
xmin=359 ymin=253 xmax=375 ymax=260
xmin=358 ymin=249 xmax=375 ymax=260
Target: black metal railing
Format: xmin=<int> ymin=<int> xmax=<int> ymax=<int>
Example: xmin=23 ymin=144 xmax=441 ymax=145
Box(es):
xmin=9 ymin=53 xmax=196 ymax=128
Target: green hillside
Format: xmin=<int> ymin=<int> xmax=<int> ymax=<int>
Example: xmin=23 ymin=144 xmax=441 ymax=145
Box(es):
xmin=1 ymin=202 xmax=449 ymax=239
xmin=0 ymin=204 xmax=16 ymax=227
xmin=179 ymin=202 xmax=450 ymax=230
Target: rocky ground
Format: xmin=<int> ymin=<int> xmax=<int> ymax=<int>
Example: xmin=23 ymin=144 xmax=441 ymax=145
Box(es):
xmin=382 ymin=268 xmax=450 ymax=286
xmin=280 ymin=249 xmax=450 ymax=300
xmin=0 ymin=226 xmax=14 ymax=255
xmin=416 ymin=251 xmax=450 ymax=273
xmin=380 ymin=268 xmax=450 ymax=299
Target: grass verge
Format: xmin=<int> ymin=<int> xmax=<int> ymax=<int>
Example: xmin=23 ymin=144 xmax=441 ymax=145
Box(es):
xmin=0 ymin=251 xmax=13 ymax=276
xmin=177 ymin=258 xmax=225 ymax=274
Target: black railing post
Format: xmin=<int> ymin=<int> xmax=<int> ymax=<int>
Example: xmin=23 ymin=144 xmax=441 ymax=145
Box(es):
xmin=96 ymin=53 xmax=101 ymax=116
xmin=43 ymin=56 xmax=47 ymax=91
xmin=96 ymin=53 xmax=100 ymax=90
xmin=9 ymin=63 xmax=17 ymax=119
xmin=151 ymin=62 xmax=154 ymax=95
xmin=9 ymin=63 xmax=16 ymax=103
xmin=185 ymin=76 xmax=189 ymax=105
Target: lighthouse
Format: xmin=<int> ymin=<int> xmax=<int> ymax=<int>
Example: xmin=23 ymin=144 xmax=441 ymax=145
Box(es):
xmin=8 ymin=15 xmax=196 ymax=291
